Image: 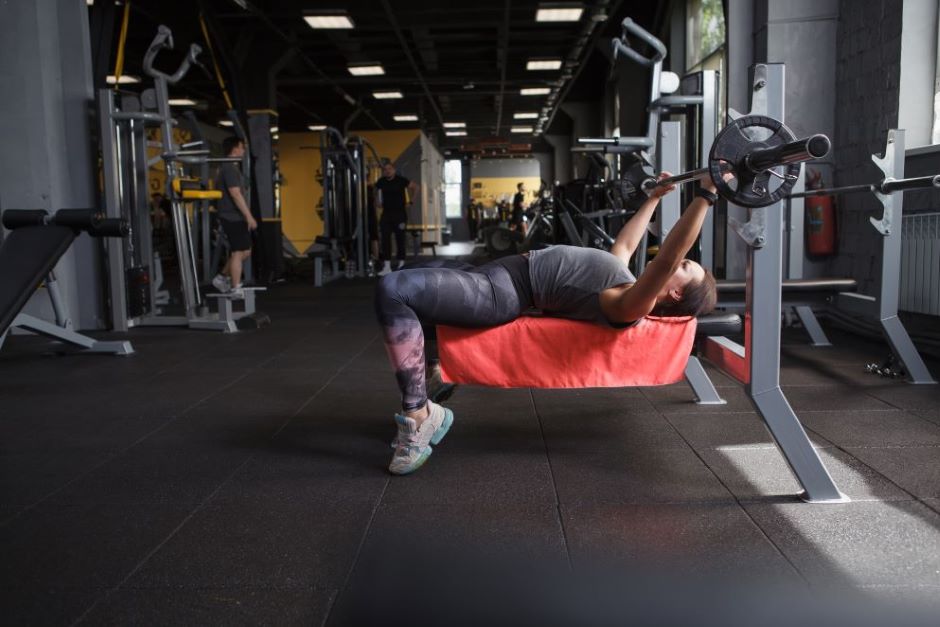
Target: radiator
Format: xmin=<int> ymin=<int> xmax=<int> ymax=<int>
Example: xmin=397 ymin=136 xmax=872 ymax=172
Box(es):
xmin=900 ymin=212 xmax=940 ymax=315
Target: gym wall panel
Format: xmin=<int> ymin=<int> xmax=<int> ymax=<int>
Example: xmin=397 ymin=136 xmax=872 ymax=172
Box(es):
xmin=278 ymin=132 xmax=323 ymax=254
xmin=350 ymin=129 xmax=421 ymax=171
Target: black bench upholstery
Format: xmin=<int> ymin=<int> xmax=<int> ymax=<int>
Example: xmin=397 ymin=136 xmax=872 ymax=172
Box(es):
xmin=695 ymin=312 xmax=742 ymax=337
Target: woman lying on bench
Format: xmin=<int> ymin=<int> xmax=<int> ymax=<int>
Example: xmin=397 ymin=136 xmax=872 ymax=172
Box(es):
xmin=374 ymin=173 xmax=718 ymax=475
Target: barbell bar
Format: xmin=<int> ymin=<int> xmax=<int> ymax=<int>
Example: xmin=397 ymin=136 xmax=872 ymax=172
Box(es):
xmin=787 ymin=174 xmax=940 ymax=199
xmin=624 ymin=115 xmax=832 ymax=208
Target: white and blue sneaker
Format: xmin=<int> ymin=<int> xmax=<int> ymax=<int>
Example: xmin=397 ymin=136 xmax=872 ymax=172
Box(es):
xmin=388 ymin=400 xmax=454 ymax=476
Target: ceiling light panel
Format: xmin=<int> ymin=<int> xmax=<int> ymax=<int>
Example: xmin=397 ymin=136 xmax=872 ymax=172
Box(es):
xmin=511 ymin=126 xmax=534 ymax=133
xmin=535 ymin=6 xmax=583 ymax=22
xmin=348 ymin=64 xmax=385 ymax=76
xmin=303 ymin=14 xmax=354 ymax=29
xmin=393 ymin=115 xmax=419 ymax=122
xmin=373 ymin=91 xmax=403 ymax=99
xmin=443 ymin=122 xmax=466 ymax=128
xmin=445 ymin=131 xmax=467 ymax=136
xmin=526 ymin=59 xmax=563 ymax=70
xmin=520 ymin=87 xmax=551 ymax=95
xmin=514 ymin=112 xmax=539 ymax=119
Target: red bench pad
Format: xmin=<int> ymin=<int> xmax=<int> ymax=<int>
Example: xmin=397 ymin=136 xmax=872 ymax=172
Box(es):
xmin=437 ymin=315 xmax=696 ymax=389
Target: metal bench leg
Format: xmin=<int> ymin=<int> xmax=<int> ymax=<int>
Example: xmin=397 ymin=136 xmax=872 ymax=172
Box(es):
xmin=685 ymin=356 xmax=726 ymax=405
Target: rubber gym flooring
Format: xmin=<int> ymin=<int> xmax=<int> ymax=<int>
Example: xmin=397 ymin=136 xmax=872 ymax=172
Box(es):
xmin=2 ymin=260 xmax=940 ymax=625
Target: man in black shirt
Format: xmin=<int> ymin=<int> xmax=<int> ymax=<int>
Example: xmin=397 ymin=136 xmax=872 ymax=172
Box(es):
xmin=511 ymin=182 xmax=527 ymax=234
xmin=211 ymin=136 xmax=256 ymax=297
xmin=375 ymin=161 xmax=417 ymax=276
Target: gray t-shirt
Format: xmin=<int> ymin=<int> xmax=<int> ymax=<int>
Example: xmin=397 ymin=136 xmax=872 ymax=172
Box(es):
xmin=527 ymin=245 xmax=636 ymax=326
xmin=215 ymin=162 xmax=245 ymax=222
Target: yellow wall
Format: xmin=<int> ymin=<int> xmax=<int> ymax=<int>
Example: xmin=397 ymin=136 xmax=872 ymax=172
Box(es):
xmin=470 ymin=176 xmax=541 ymax=209
xmin=278 ymin=132 xmax=323 ymax=252
xmin=277 ymin=129 xmax=422 ymax=252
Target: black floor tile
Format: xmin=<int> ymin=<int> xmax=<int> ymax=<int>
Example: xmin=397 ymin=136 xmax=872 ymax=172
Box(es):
xmin=83 ymin=586 xmax=336 ymax=627
xmin=0 ymin=503 xmax=193 ymax=624
xmin=666 ymin=411 xmax=832 ymax=449
xmin=641 ymin=384 xmax=755 ymax=413
xmin=562 ymin=502 xmax=800 ymax=582
xmin=326 ymin=503 xmax=568 ymax=626
xmin=782 ymin=385 xmax=894 ymax=412
xmin=697 ymin=445 xmax=911 ymax=502
xmin=549 ymin=447 xmax=735 ymax=505
xmin=745 ymin=500 xmax=940 ymax=587
xmin=844 ymin=446 xmax=940 ymax=499
xmin=122 ymin=499 xmax=373 ymax=591
xmin=799 ymin=410 xmax=940 ymax=448
xmin=864 ymin=384 xmax=940 ymax=412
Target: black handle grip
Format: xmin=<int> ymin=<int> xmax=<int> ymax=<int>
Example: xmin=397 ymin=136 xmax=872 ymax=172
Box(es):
xmin=1 ymin=209 xmax=48 ymax=229
xmin=52 ymin=209 xmax=104 ymax=231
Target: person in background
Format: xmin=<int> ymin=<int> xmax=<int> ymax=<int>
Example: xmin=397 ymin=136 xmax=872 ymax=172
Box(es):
xmin=375 ymin=161 xmax=417 ymax=276
xmin=211 ymin=136 xmax=257 ymax=298
xmin=510 ymin=182 xmax=527 ymax=235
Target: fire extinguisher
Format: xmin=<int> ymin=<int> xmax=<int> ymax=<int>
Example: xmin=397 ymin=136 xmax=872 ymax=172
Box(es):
xmin=805 ymin=169 xmax=836 ymax=256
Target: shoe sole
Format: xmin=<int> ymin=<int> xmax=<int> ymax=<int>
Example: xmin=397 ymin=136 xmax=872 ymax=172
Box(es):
xmin=389 ymin=446 xmax=431 ymax=475
xmin=430 ymin=407 xmax=454 ymax=445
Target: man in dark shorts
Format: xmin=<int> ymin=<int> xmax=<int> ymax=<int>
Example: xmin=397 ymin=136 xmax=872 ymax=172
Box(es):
xmin=375 ymin=161 xmax=417 ymax=276
xmin=211 ymin=136 xmax=256 ymax=297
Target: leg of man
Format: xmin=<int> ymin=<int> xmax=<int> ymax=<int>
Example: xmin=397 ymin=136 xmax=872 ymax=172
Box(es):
xmin=393 ymin=220 xmax=407 ymax=267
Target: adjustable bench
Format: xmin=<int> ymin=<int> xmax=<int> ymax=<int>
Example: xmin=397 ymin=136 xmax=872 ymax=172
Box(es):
xmin=0 ymin=209 xmax=133 ymax=355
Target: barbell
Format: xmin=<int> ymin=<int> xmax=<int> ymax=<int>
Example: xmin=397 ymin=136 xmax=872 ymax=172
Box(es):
xmin=618 ymin=115 xmax=831 ymax=208
xmin=788 ymin=174 xmax=940 ymax=198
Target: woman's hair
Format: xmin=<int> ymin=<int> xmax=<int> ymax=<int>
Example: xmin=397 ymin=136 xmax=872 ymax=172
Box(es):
xmin=651 ymin=269 xmax=717 ymax=318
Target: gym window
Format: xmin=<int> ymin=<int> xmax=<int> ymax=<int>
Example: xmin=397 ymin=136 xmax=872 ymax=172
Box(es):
xmin=444 ymin=159 xmax=463 ymax=218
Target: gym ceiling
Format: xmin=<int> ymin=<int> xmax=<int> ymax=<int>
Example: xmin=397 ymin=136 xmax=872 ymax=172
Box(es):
xmin=93 ymin=0 xmax=660 ymax=150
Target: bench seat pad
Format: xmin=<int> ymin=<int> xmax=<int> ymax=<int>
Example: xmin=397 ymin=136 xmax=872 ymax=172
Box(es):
xmin=437 ymin=315 xmax=696 ymax=389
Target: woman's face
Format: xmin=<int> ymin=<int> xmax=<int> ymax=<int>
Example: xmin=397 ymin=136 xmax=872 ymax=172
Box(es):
xmin=673 ymin=258 xmax=705 ymax=287
xmin=661 ymin=258 xmax=705 ymax=303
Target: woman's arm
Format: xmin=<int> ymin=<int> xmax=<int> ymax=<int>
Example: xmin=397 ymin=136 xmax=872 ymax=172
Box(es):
xmin=606 ymin=178 xmax=718 ymax=322
xmin=609 ymin=173 xmax=675 ymax=264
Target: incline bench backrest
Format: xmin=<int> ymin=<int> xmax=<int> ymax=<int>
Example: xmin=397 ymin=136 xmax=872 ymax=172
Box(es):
xmin=0 ymin=225 xmax=77 ymax=336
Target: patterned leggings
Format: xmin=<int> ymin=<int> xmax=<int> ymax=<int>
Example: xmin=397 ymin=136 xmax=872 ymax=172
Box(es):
xmin=374 ymin=257 xmax=532 ymax=411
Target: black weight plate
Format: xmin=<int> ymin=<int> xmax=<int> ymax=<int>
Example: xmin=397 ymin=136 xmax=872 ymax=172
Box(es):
xmin=709 ymin=115 xmax=802 ymax=208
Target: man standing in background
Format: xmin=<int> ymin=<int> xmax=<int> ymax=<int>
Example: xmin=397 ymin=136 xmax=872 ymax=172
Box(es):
xmin=375 ymin=161 xmax=417 ymax=276
xmin=212 ymin=136 xmax=257 ymax=297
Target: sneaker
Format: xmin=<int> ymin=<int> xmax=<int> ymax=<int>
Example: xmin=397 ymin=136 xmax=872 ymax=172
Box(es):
xmin=395 ymin=260 xmax=406 ymax=270
xmin=211 ymin=274 xmax=231 ymax=293
xmin=390 ymin=368 xmax=458 ymax=449
xmin=388 ymin=400 xmax=454 ymax=475
xmin=229 ymin=284 xmax=245 ymax=299
xmin=377 ymin=261 xmax=392 ymax=277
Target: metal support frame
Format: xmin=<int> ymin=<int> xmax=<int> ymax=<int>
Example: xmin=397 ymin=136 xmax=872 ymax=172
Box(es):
xmin=836 ymin=130 xmax=935 ymax=384
xmin=784 ymin=131 xmax=936 ymax=378
xmin=2 ymin=272 xmax=134 ymax=355
xmin=703 ymin=64 xmax=846 ymax=503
